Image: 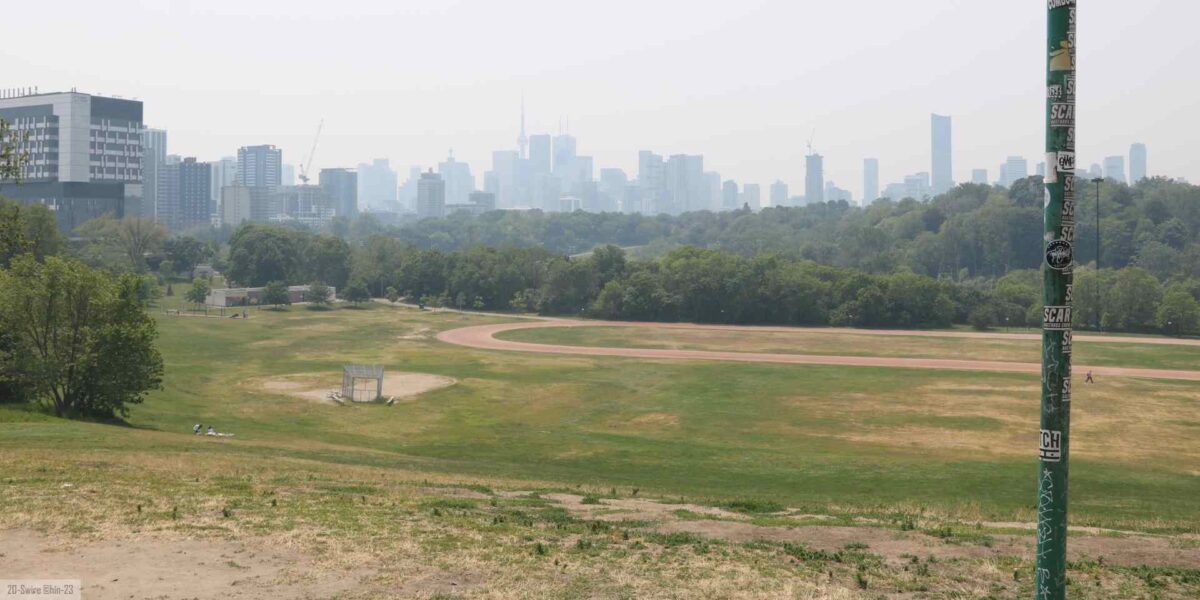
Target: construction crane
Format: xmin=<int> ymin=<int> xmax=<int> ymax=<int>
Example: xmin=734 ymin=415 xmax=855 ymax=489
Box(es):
xmin=806 ymin=128 xmax=816 ymax=156
xmin=298 ymin=119 xmax=323 ymax=185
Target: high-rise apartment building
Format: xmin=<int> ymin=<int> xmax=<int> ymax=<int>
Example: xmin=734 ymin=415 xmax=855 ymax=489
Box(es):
xmin=863 ymin=158 xmax=879 ymax=205
xmin=1103 ymin=156 xmax=1126 ymax=183
xmin=221 ymin=185 xmax=251 ymax=227
xmin=552 ymin=134 xmax=576 ymax=176
xmin=1129 ymin=143 xmax=1147 ymax=182
xmin=805 ymin=154 xmax=824 ymax=204
xmin=416 ymin=170 xmax=445 ymax=218
xmin=0 ymin=91 xmax=144 ymax=231
xmin=281 ymin=164 xmax=295 ymax=186
xmin=140 ymin=128 xmax=167 ymax=220
xmin=930 ymin=113 xmax=953 ymax=194
xmin=971 ymin=169 xmax=988 ymax=184
xmin=237 ymin=145 xmax=282 ymax=188
xmin=319 ymin=168 xmax=357 ymax=216
xmin=158 ymin=157 xmax=211 ymax=231
xmin=770 ymin=180 xmax=789 ymax=207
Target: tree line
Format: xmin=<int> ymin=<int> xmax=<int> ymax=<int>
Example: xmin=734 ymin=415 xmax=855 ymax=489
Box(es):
xmin=225 ymin=222 xmax=1200 ymax=335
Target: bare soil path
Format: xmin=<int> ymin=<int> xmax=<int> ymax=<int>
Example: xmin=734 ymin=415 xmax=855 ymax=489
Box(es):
xmin=437 ymin=319 xmax=1200 ymax=381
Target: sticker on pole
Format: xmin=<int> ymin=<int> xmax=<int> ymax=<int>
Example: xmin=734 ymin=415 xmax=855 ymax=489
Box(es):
xmin=1055 ymin=151 xmax=1075 ymax=173
xmin=1050 ymin=103 xmax=1073 ymax=128
xmin=1043 ymin=305 xmax=1072 ymax=330
xmin=1040 ymin=429 xmax=1062 ymax=462
xmin=1062 ymin=329 xmax=1073 ymax=354
xmin=1045 ymin=240 xmax=1073 ymax=270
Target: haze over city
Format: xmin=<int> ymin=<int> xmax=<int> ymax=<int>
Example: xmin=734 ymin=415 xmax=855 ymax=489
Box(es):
xmin=4 ymin=0 xmax=1197 ymax=200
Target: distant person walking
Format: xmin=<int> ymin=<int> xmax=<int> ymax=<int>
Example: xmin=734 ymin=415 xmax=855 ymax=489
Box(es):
xmin=1085 ymin=371 xmax=1095 ymax=384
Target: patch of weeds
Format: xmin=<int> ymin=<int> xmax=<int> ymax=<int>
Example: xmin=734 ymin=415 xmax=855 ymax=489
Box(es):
xmin=645 ymin=532 xmax=704 ymax=548
xmin=782 ymin=543 xmax=837 ymax=564
xmin=421 ymin=498 xmax=478 ymax=510
xmin=721 ymin=499 xmax=785 ymax=514
xmin=844 ymin=542 xmax=869 ymax=551
xmin=580 ymin=494 xmax=602 ymax=505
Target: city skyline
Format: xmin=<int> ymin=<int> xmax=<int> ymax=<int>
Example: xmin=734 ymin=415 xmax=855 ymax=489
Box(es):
xmin=2 ymin=0 xmax=1195 ymax=202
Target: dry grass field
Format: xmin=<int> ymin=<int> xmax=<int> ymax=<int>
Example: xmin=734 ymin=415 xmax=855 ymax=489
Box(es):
xmin=1 ymin=300 xmax=1197 ymax=598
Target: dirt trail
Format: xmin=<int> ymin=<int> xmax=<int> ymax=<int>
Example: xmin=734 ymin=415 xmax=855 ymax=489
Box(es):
xmin=437 ymin=320 xmax=1200 ymax=381
xmin=0 ymin=529 xmax=373 ymax=600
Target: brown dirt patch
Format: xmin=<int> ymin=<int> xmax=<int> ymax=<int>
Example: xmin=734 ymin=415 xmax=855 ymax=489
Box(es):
xmin=252 ymin=372 xmax=456 ymax=404
xmin=0 ymin=529 xmax=374 ymax=600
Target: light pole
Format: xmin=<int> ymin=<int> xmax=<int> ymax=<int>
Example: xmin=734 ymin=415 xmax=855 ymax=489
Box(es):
xmin=1092 ymin=177 xmax=1103 ymax=331
xmin=1036 ymin=1 xmax=1076 ymax=598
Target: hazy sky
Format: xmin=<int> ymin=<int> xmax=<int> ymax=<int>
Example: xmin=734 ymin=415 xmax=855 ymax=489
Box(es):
xmin=6 ymin=0 xmax=1197 ymax=200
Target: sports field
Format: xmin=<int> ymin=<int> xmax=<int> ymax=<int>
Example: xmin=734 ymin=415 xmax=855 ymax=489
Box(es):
xmin=2 ymin=302 xmax=1198 ymax=598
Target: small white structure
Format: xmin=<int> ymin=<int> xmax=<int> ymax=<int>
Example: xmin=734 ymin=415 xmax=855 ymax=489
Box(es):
xmin=205 ymin=284 xmax=336 ymax=307
xmin=341 ymin=365 xmax=383 ymax=403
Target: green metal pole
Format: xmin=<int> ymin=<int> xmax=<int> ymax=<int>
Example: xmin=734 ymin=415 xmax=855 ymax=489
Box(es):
xmin=1037 ymin=1 xmax=1076 ymax=598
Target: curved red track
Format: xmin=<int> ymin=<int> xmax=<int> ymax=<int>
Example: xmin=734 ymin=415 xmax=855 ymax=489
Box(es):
xmin=436 ymin=319 xmax=1200 ymax=381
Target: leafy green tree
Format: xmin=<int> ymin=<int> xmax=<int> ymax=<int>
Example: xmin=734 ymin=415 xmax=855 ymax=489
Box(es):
xmin=262 ymin=281 xmax=290 ymax=308
xmin=1103 ymin=267 xmax=1162 ymax=331
xmin=303 ymin=281 xmax=331 ymax=307
xmin=385 ymin=286 xmax=399 ymax=304
xmin=0 ymin=198 xmax=62 ymax=268
xmin=304 ymin=235 xmax=352 ymax=289
xmin=227 ymin=224 xmax=306 ymax=286
xmin=74 ymin=215 xmax=167 ymax=272
xmin=1157 ymin=285 xmax=1200 ymax=335
xmin=157 ymin=259 xmax=176 ymax=280
xmin=185 ymin=277 xmax=211 ymax=308
xmin=0 ymin=255 xmax=163 ymax=418
xmin=163 ymin=236 xmax=211 ymax=276
xmin=342 ymin=280 xmax=371 ymax=305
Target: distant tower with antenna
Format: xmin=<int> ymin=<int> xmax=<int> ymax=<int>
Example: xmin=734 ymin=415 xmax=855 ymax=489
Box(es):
xmin=517 ymin=96 xmax=528 ymax=160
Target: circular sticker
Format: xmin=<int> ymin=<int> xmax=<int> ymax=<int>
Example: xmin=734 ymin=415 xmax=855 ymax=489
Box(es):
xmin=1045 ymin=240 xmax=1073 ymax=270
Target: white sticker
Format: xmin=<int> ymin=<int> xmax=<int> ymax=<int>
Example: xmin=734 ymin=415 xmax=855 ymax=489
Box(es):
xmin=1050 ymin=103 xmax=1074 ymax=128
xmin=1062 ymin=377 xmax=1072 ymax=402
xmin=1056 ymin=151 xmax=1075 ymax=173
xmin=1043 ymin=305 xmax=1072 ymax=330
xmin=1044 ymin=153 xmax=1058 ymax=183
xmin=1062 ymin=329 xmax=1073 ymax=354
xmin=1040 ymin=429 xmax=1062 ymax=462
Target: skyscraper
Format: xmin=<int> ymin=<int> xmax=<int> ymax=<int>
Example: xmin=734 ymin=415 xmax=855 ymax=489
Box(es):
xmin=552 ymin=134 xmax=576 ymax=176
xmin=0 ymin=90 xmax=144 ymax=231
xmin=598 ymin=168 xmax=627 ymax=213
xmin=1103 ymin=156 xmax=1126 ymax=183
xmin=416 ymin=170 xmax=445 ymax=218
xmin=438 ymin=152 xmax=474 ymax=206
xmin=637 ymin=150 xmax=667 ymax=214
xmin=770 ymin=180 xmax=789 ymax=207
xmin=357 ymin=159 xmax=398 ymax=211
xmin=529 ymin=134 xmax=552 ymax=175
xmin=665 ymin=154 xmax=704 ymax=214
xmin=1129 ymin=143 xmax=1147 ymax=182
xmin=930 ymin=114 xmax=953 ymax=194
xmin=741 ymin=183 xmax=761 ymax=211
xmin=971 ymin=169 xmax=988 ymax=184
xmin=1002 ymin=156 xmax=1028 ymax=187
xmin=319 ymin=168 xmax=357 ymax=216
xmin=281 ymin=164 xmax=295 ymax=186
xmin=721 ymin=180 xmax=739 ymax=211
xmin=863 ymin=158 xmax=879 ymax=205
xmin=805 ymin=154 xmax=824 ymax=204
xmin=237 ymin=145 xmax=282 ymax=188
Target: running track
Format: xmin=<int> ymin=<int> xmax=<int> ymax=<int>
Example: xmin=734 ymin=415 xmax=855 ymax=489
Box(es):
xmin=436 ymin=319 xmax=1200 ymax=381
